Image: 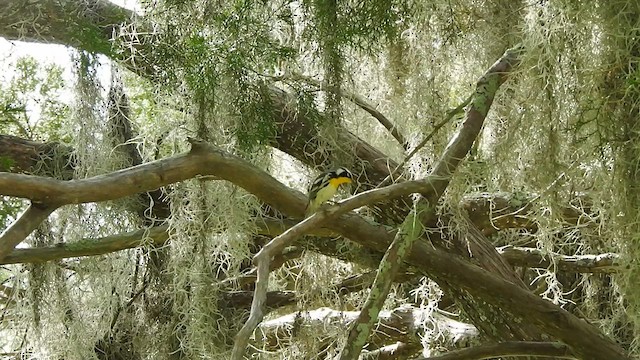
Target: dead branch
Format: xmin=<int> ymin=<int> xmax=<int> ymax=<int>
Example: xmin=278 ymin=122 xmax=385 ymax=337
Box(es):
xmin=498 ymin=246 xmax=620 ymax=274
xmin=255 ymin=306 xmax=478 ymax=352
xmin=360 ymin=342 xmax=423 ymax=360
xmin=283 ymin=73 xmax=408 ymax=149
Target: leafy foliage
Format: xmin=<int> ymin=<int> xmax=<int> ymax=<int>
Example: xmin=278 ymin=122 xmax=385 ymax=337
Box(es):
xmin=0 ymin=56 xmax=68 ymax=141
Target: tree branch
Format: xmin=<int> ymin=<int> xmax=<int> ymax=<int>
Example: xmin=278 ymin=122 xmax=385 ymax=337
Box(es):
xmin=417 ymin=341 xmax=575 ymax=360
xmin=339 ymin=203 xmax=425 ymax=360
xmin=360 ymin=342 xmax=423 ymax=360
xmin=255 ymin=306 xmax=478 ymax=352
xmin=0 ymin=219 xmax=336 ymax=266
xmin=283 ymin=73 xmax=408 ymax=149
xmin=498 ymin=246 xmax=620 ymax=274
xmin=378 ymin=93 xmax=473 ymax=187
xmin=0 ymin=0 xmax=133 ymax=52
xmin=0 ymin=204 xmax=55 ymax=260
xmin=0 ymin=225 xmax=169 ymax=265
xmin=0 ymin=223 xmax=619 ymax=276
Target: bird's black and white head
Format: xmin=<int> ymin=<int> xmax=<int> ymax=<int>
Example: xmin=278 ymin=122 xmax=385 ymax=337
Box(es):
xmin=333 ymin=167 xmax=354 ymax=181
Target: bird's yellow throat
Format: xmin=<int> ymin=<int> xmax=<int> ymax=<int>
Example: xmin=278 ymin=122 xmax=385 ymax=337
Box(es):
xmin=328 ymin=177 xmax=352 ymax=188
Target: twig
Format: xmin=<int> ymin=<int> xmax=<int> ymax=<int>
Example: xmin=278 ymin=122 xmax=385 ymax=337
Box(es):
xmin=281 ymin=73 xmax=409 ymax=149
xmin=378 ymin=93 xmax=473 ymax=187
xmin=232 ymin=259 xmax=269 ymax=360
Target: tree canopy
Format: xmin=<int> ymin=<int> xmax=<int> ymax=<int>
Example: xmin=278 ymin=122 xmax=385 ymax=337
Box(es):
xmin=0 ymin=0 xmax=639 ymax=359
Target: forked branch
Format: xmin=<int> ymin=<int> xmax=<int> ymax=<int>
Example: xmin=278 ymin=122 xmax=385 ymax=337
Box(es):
xmin=338 ymin=45 xmax=525 ymax=360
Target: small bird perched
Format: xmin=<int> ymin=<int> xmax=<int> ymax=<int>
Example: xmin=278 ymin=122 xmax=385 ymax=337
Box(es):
xmin=306 ymin=167 xmax=354 ymax=216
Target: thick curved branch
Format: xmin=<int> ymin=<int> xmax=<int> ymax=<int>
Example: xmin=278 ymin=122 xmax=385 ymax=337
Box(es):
xmin=0 ymin=137 xmax=446 ymax=253
xmin=0 ymin=0 xmax=132 ymax=52
xmin=0 ymin=138 xmax=306 ymax=213
xmin=417 ymin=341 xmax=575 ymax=360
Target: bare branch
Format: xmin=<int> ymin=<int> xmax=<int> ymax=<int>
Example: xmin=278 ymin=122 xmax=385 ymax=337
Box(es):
xmin=0 ymin=139 xmax=305 ymax=214
xmin=0 ymin=138 xmax=310 ymax=251
xmin=256 ymin=306 xmax=478 ymax=352
xmin=0 ymin=205 xmax=55 ymax=260
xmin=282 ymin=74 xmax=408 ymax=149
xmin=378 ymin=94 xmax=473 ymax=187
xmin=417 ymin=341 xmax=575 ymax=360
xmin=360 ymin=342 xmax=423 ymax=360
xmin=1 ymin=225 xmax=169 ymax=265
xmin=232 ymin=259 xmax=269 ymax=360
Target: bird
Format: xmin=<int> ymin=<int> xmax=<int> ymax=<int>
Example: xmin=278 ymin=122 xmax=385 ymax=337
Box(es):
xmin=305 ymin=167 xmax=354 ymax=216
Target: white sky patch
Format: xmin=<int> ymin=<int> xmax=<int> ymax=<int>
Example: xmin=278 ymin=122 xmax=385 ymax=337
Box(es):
xmin=0 ymin=38 xmax=115 ymax=132
xmin=109 ymin=0 xmax=144 ymax=13
xmin=0 ymin=39 xmax=71 ymax=66
xmin=0 ymin=0 xmax=142 ymax=121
